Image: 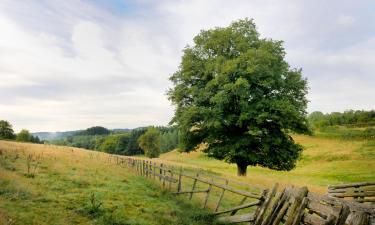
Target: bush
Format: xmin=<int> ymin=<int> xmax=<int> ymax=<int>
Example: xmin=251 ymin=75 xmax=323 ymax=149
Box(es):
xmin=138 ymin=127 xmax=161 ymax=158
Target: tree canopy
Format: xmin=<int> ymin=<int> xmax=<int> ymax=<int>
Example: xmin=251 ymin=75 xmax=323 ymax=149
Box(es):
xmin=138 ymin=127 xmax=161 ymax=158
xmin=16 ymin=129 xmax=32 ymax=142
xmin=0 ymin=120 xmax=16 ymax=140
xmin=168 ymin=18 xmax=309 ymax=176
xmin=79 ymin=126 xmax=111 ymax=136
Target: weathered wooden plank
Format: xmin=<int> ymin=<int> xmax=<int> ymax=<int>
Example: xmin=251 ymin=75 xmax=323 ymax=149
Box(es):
xmin=217 ymin=213 xmax=255 ymax=223
xmin=329 ymin=182 xmax=375 ymax=189
xmin=271 ymin=200 xmax=290 ymax=225
xmin=172 ymin=189 xmax=209 ymax=194
xmin=291 ymin=197 xmax=309 ymax=225
xmin=262 ymin=188 xmax=291 ymax=225
xmin=284 ymin=187 xmax=309 ymax=225
xmin=330 ymin=193 xmax=375 ymax=198
xmin=354 ymin=198 xmax=375 ymax=203
xmin=231 ymin=196 xmax=247 ymax=216
xmin=303 ymin=213 xmax=328 ymax=225
xmin=254 ymin=183 xmax=278 ymax=225
xmin=308 ymin=200 xmax=336 ymax=217
xmin=345 ymin=211 xmax=370 ymax=225
xmin=328 ymin=187 xmax=375 ymax=194
xmin=213 ymin=200 xmax=261 ymax=215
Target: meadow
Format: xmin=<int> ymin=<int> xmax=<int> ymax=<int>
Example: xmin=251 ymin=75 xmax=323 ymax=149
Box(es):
xmin=151 ymin=134 xmax=375 ymax=193
xmin=0 ymin=133 xmax=374 ymax=224
xmin=0 ymin=141 xmax=219 ymax=225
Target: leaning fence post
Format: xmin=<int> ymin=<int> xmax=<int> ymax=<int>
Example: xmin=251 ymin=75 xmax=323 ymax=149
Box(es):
xmin=203 ymin=178 xmax=213 ymax=209
xmin=215 ymin=179 xmax=228 ymax=212
xmin=177 ymin=167 xmax=182 ymax=192
xmin=230 ymin=196 xmax=247 ymax=215
xmin=189 ymin=172 xmax=200 ymax=200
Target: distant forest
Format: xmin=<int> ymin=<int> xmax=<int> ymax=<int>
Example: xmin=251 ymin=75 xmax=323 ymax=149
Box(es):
xmin=308 ymin=110 xmax=375 ymax=140
xmin=48 ymin=126 xmax=178 ymax=156
xmin=308 ymin=110 xmax=375 ymax=128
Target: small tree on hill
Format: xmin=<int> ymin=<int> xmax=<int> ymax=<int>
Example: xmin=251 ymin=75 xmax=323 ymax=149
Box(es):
xmin=168 ymin=18 xmax=309 ymax=176
xmin=0 ymin=120 xmax=16 ymax=140
xmin=16 ymin=129 xmax=32 ymax=142
xmin=138 ymin=127 xmax=161 ymax=158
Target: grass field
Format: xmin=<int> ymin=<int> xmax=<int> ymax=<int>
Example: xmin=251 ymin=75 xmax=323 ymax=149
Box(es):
xmin=1 ymin=134 xmax=374 ymax=225
xmin=0 ymin=141 xmax=219 ymax=225
xmin=151 ymin=134 xmax=375 ymax=193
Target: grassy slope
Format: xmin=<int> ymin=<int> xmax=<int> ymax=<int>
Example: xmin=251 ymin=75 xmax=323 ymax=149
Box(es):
xmin=0 ymin=141 xmax=218 ymax=225
xmin=153 ymin=135 xmax=375 ymax=193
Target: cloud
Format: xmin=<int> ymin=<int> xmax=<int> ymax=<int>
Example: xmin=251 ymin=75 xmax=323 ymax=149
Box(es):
xmin=0 ymin=0 xmax=374 ymax=132
xmin=336 ymin=15 xmax=356 ymax=26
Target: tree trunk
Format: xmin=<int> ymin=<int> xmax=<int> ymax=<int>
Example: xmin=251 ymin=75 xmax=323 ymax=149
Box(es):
xmin=236 ymin=162 xmax=248 ymax=176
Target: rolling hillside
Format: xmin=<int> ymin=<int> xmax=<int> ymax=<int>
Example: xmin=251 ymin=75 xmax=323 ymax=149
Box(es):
xmin=151 ymin=134 xmax=375 ymax=193
xmin=0 ymin=141 xmax=218 ymax=225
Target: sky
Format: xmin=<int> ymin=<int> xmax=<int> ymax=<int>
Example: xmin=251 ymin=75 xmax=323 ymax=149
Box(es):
xmin=0 ymin=0 xmax=374 ymax=132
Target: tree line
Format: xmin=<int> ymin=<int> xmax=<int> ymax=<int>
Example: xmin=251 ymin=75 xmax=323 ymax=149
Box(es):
xmin=0 ymin=120 xmax=42 ymax=143
xmin=49 ymin=126 xmax=179 ymax=157
xmin=308 ymin=110 xmax=375 ymax=128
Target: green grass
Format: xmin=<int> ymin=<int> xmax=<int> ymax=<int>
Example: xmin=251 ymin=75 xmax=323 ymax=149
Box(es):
xmin=315 ymin=126 xmax=375 ymax=140
xmin=150 ymin=135 xmax=375 ymax=193
xmin=2 ymin=133 xmax=374 ymax=224
xmin=0 ymin=141 xmax=221 ymax=225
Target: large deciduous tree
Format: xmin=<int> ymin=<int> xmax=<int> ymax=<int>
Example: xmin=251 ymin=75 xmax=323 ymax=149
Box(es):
xmin=168 ymin=19 xmax=309 ymax=176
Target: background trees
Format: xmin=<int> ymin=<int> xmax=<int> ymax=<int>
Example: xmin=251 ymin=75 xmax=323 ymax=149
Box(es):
xmin=0 ymin=120 xmax=16 ymax=140
xmin=16 ymin=129 xmax=32 ymax=142
xmin=308 ymin=110 xmax=375 ymax=128
xmin=138 ymin=127 xmax=161 ymax=158
xmin=168 ymin=18 xmax=309 ymax=176
xmin=16 ymin=129 xmax=41 ymax=143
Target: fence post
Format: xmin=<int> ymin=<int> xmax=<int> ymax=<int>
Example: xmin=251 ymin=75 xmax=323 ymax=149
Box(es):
xmin=146 ymin=160 xmax=149 ymax=177
xmin=162 ymin=165 xmax=166 ymax=188
xmin=230 ymin=196 xmax=247 ymax=215
xmin=159 ymin=163 xmax=163 ymax=182
xmin=215 ymin=179 xmax=228 ymax=212
xmin=177 ymin=167 xmax=182 ymax=192
xmin=141 ymin=160 xmax=145 ymax=176
xmin=148 ymin=160 xmax=150 ymax=177
xmin=189 ymin=172 xmax=200 ymax=200
xmin=169 ymin=166 xmax=174 ymax=190
xmin=203 ymin=178 xmax=213 ymax=209
xmin=153 ymin=162 xmax=156 ymax=180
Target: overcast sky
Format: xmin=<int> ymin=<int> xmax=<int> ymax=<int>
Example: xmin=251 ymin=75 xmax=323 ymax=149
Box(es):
xmin=0 ymin=0 xmax=374 ymax=132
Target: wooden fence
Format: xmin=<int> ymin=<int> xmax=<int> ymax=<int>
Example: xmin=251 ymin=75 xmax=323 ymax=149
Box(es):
xmin=108 ymin=155 xmax=374 ymax=225
xmin=328 ymin=182 xmax=375 ymax=203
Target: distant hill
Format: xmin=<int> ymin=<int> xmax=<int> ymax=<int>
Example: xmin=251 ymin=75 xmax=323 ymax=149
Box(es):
xmin=32 ymin=130 xmax=81 ymax=141
xmin=32 ymin=128 xmax=131 ymax=141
